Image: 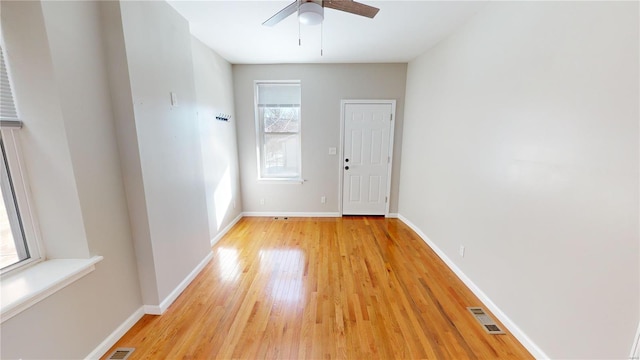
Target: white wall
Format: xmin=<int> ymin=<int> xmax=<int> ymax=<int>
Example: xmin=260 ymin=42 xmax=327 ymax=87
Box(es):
xmin=399 ymin=2 xmax=639 ymax=358
xmin=118 ymin=1 xmax=212 ymax=304
xmin=191 ymin=38 xmax=242 ymax=239
xmin=1 ymin=1 xmax=89 ymax=260
xmin=1 ymin=1 xmax=232 ymax=357
xmin=233 ymin=64 xmax=407 ymax=214
xmin=1 ymin=1 xmax=142 ymax=358
xmin=100 ymin=0 xmax=159 ymax=307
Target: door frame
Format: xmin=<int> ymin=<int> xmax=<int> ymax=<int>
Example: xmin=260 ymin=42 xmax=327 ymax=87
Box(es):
xmin=339 ymin=99 xmax=396 ymax=217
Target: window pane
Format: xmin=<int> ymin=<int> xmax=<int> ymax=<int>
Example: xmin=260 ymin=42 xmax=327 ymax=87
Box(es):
xmin=0 ymin=186 xmax=21 ymax=268
xmin=263 ymin=134 xmax=300 ymax=177
xmin=255 ymin=81 xmax=302 ymax=179
xmin=264 ymin=107 xmax=299 ymax=133
xmin=0 ymin=140 xmax=29 ymax=269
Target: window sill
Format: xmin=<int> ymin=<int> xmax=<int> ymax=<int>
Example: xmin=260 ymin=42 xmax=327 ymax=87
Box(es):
xmin=257 ymin=178 xmax=305 ymax=184
xmin=0 ymin=256 xmax=103 ymax=323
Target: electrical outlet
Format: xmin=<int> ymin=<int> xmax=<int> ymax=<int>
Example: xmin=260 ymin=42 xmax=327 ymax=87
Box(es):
xmin=260 ymin=198 xmax=265 ymax=205
xmin=321 ymin=196 xmax=326 ymax=204
xmin=459 ymin=245 xmax=465 ymax=258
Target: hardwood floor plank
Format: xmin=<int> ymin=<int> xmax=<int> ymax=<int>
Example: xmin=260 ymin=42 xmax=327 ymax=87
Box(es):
xmin=103 ymin=217 xmax=533 ymax=359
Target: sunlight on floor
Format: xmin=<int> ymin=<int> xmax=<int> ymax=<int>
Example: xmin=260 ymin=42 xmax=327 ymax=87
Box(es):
xmin=259 ymin=249 xmax=305 ymax=304
xmin=216 ymin=247 xmax=240 ymax=283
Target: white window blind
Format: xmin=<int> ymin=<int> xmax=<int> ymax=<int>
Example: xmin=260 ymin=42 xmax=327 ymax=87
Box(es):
xmin=255 ymin=82 xmax=302 ymax=180
xmin=0 ymin=45 xmax=20 ymax=126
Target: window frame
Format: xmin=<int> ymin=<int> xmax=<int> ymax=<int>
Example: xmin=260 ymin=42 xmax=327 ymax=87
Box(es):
xmin=254 ymin=80 xmax=303 ymax=183
xmin=0 ymin=41 xmax=44 ymax=276
xmin=0 ymin=125 xmax=44 ymax=276
xmin=0 ymin=32 xmax=101 ymax=324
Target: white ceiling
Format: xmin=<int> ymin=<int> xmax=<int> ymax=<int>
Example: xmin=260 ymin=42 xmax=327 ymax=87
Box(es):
xmin=167 ymin=1 xmax=486 ymax=64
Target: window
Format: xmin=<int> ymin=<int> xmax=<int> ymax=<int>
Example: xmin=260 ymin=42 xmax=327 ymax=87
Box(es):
xmin=0 ymin=42 xmax=99 ymax=323
xmin=254 ymin=81 xmax=302 ymax=181
xmin=0 ymin=44 xmax=41 ymax=274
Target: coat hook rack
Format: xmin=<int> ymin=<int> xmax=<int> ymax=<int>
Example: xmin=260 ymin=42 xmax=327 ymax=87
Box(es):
xmin=215 ymin=113 xmax=231 ymax=122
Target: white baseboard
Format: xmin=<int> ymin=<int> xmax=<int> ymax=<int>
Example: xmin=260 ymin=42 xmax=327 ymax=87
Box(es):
xmin=85 ymin=306 xmax=144 ymax=359
xmin=242 ymin=211 xmax=340 ymax=218
xmin=397 ymin=214 xmax=549 ymax=360
xmin=211 ymin=213 xmax=243 ymax=246
xmin=386 ymin=213 xmax=399 ymax=218
xmin=143 ymin=304 xmax=161 ymax=315
xmin=143 ymin=251 xmax=214 ymax=315
xmin=631 ymin=322 xmax=640 ymax=359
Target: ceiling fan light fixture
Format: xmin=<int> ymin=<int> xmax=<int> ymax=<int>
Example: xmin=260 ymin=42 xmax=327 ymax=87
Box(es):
xmin=298 ymin=2 xmax=324 ymax=25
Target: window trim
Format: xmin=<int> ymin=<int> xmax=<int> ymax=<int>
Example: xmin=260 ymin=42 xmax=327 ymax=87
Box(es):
xmin=1 ymin=256 xmax=103 ymax=323
xmin=0 ymin=126 xmax=45 ymax=276
xmin=0 ymin=40 xmax=44 ymax=275
xmin=254 ymin=80 xmax=303 ymax=183
xmin=1 ymin=133 xmax=29 ymax=263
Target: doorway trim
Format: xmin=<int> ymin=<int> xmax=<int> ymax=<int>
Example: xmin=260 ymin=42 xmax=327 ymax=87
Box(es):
xmin=339 ymin=99 xmax=396 ymax=217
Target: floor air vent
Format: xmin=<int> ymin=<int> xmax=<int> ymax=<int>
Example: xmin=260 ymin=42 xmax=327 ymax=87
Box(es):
xmin=107 ymin=348 xmax=135 ymax=360
xmin=467 ymin=307 xmax=505 ymax=335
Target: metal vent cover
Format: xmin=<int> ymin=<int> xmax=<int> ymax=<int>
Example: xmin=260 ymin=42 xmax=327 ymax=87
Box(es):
xmin=467 ymin=307 xmax=505 ymax=335
xmin=107 ymin=348 xmax=135 ymax=360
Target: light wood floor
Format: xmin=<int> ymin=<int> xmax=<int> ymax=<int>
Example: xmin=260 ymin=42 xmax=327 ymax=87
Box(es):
xmin=103 ymin=217 xmax=533 ymax=359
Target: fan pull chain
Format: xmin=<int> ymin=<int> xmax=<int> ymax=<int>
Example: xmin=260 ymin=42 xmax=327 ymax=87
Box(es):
xmin=320 ymin=22 xmax=323 ymax=56
xmin=298 ymin=0 xmax=301 ymax=46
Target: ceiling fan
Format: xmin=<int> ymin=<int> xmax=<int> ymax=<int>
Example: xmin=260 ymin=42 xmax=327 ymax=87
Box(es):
xmin=263 ymin=0 xmax=380 ymax=27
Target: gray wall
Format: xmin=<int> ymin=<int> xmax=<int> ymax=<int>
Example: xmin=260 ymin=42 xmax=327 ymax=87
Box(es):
xmin=118 ymin=0 xmax=212 ymax=305
xmin=233 ymin=64 xmax=407 ymax=214
xmin=192 ymin=38 xmax=242 ymax=239
xmin=1 ymin=1 xmax=142 ymax=358
xmin=101 ymin=0 xmax=159 ymax=307
xmin=2 ymin=1 xmax=90 ymax=260
xmin=399 ymin=1 xmax=639 ymax=358
xmin=1 ymin=1 xmax=243 ymax=358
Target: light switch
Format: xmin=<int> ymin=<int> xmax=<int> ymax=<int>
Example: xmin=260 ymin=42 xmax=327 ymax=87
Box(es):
xmin=328 ymin=147 xmax=337 ymax=155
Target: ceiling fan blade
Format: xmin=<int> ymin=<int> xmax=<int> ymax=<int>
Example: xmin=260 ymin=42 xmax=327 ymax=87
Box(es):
xmin=263 ymin=1 xmax=299 ymax=26
xmin=323 ymin=0 xmax=379 ymax=18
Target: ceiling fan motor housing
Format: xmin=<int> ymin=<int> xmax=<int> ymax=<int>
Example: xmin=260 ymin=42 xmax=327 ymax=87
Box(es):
xmin=298 ymin=2 xmax=324 ymax=25
xmin=262 ymin=0 xmax=378 ymax=27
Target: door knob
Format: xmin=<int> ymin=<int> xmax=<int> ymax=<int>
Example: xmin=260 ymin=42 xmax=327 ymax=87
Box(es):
xmin=345 ymin=166 xmax=349 ymax=170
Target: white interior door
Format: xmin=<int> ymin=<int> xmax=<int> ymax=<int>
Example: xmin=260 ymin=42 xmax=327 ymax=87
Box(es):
xmin=342 ymin=102 xmax=394 ymax=215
